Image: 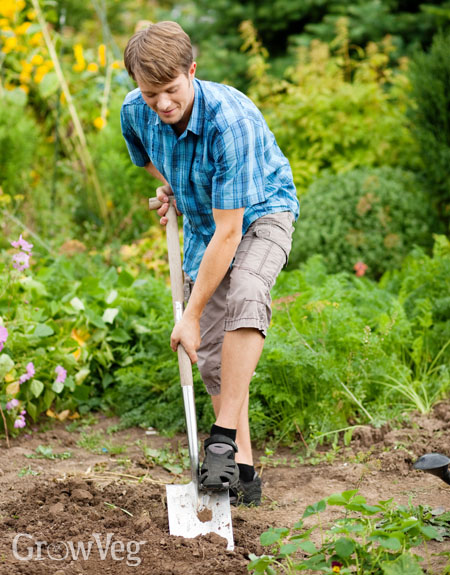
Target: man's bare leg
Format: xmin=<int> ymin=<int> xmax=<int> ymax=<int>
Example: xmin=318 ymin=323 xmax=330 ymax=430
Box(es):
xmin=214 ymin=327 xmax=264 ymax=439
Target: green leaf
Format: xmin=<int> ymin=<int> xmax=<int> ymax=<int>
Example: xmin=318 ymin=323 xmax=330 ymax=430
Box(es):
xmin=102 ymin=308 xmax=119 ymax=324
xmin=70 ymin=297 xmax=85 ymax=311
xmin=381 ymin=553 xmax=425 ymax=575
xmin=0 ymin=354 xmax=14 ymax=380
xmin=30 ymin=380 xmax=44 ymax=398
xmin=52 ymin=380 xmax=64 ymax=393
xmin=26 ymin=401 xmax=38 ymax=421
xmin=38 ymin=72 xmax=59 ymax=98
xmin=419 ymin=525 xmax=439 ymax=539
xmin=378 ymin=537 xmax=402 ymax=551
xmin=303 ymin=499 xmax=327 ymax=517
xmin=260 ymin=527 xmax=289 ymax=546
xmin=107 ymin=328 xmax=130 ymax=343
xmin=279 ymin=543 xmax=299 ymax=555
xmin=335 ymin=537 xmax=355 ymax=558
xmin=85 ymin=309 xmax=106 ymax=328
xmin=327 ymin=494 xmax=348 ymax=505
xmin=33 ymin=323 xmax=54 ymax=337
xmin=117 ymin=270 xmax=134 ymax=287
xmin=297 ymin=540 xmax=317 ymax=554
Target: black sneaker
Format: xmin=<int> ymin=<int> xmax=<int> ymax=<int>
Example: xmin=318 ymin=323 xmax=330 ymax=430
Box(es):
xmin=229 ymin=472 xmax=262 ymax=507
xmin=199 ymin=434 xmax=239 ymax=492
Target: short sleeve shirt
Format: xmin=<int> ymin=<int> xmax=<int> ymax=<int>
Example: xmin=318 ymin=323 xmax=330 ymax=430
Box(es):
xmin=120 ymin=78 xmax=299 ymax=281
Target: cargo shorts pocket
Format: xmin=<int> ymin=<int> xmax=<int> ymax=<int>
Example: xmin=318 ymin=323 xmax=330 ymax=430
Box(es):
xmin=233 ymin=213 xmax=294 ymax=289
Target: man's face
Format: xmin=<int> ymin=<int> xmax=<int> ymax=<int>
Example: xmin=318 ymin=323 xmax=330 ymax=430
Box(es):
xmin=137 ymin=62 xmax=196 ymax=133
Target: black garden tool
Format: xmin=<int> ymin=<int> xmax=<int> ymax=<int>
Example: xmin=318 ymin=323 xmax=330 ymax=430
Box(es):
xmin=413 ymin=453 xmax=450 ymax=485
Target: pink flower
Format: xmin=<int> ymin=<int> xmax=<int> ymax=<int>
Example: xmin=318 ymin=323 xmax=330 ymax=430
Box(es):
xmin=12 ymin=251 xmax=30 ymax=271
xmin=55 ymin=365 xmax=67 ymax=384
xmin=353 ymin=261 xmax=368 ymax=277
xmin=6 ymin=399 xmax=19 ymax=410
xmin=14 ymin=415 xmax=26 ymax=429
xmin=11 ymin=234 xmax=33 ymax=253
xmin=19 ymin=362 xmax=35 ymax=384
xmin=0 ymin=326 xmax=7 ymax=352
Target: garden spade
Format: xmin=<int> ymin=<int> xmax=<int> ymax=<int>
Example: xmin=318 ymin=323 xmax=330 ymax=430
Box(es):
xmin=148 ymin=197 xmax=234 ymax=551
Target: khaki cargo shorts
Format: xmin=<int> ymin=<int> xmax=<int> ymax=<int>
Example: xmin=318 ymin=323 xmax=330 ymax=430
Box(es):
xmin=184 ymin=211 xmax=295 ymax=395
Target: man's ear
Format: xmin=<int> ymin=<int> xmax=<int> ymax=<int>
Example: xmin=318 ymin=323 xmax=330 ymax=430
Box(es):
xmin=189 ymin=61 xmax=197 ymax=79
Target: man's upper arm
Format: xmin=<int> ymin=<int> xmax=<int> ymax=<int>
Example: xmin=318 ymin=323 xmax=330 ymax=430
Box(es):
xmin=212 ymin=207 xmax=245 ymax=239
xmin=120 ymin=104 xmax=150 ymax=168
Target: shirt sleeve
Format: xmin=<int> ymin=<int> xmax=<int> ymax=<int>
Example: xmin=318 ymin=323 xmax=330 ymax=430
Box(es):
xmin=120 ymin=103 xmax=150 ymax=168
xmin=211 ymin=118 xmax=266 ymax=209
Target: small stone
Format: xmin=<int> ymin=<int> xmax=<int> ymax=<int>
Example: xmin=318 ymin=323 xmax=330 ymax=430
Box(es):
xmin=49 ymin=502 xmax=65 ymax=514
xmin=71 ymin=489 xmax=93 ymax=501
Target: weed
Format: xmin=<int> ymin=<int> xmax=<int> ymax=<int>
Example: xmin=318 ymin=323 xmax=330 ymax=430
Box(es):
xmin=138 ymin=441 xmax=190 ymax=475
xmin=248 ymin=490 xmax=448 ymax=574
xmin=65 ymin=414 xmax=98 ymax=432
xmin=25 ymin=445 xmax=72 ymax=460
xmin=18 ymin=466 xmax=40 ymax=477
xmin=77 ymin=431 xmax=126 ymax=455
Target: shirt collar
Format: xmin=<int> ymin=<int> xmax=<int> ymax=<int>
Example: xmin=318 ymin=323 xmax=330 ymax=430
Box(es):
xmin=148 ymin=78 xmax=203 ymax=136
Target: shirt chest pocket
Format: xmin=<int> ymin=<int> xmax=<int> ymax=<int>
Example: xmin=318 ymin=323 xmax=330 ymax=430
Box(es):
xmin=189 ymin=160 xmax=214 ymax=210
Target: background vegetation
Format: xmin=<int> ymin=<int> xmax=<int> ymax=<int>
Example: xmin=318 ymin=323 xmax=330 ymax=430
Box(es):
xmin=0 ymin=0 xmax=449 ymax=446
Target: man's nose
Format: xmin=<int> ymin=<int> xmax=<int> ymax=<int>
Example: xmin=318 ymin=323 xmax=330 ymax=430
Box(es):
xmin=156 ymin=94 xmax=171 ymax=111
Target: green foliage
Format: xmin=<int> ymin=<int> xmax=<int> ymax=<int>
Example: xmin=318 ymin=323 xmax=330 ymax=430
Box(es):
xmin=248 ymin=490 xmax=446 ymax=574
xmin=246 ymin=26 xmax=420 ymax=192
xmin=289 ymin=167 xmax=436 ymax=278
xmin=250 ymin=238 xmax=450 ymax=443
xmin=409 ymin=32 xmax=450 ymax=223
xmin=0 ymin=93 xmax=42 ymax=199
xmin=0 ymin=245 xmax=213 ymax=437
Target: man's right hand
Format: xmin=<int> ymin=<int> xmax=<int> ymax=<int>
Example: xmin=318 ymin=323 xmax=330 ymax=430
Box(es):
xmin=156 ymin=184 xmax=181 ymax=226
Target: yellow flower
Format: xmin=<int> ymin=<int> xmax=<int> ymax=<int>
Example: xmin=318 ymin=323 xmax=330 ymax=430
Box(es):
xmin=73 ymin=43 xmax=86 ymax=72
xmin=30 ymin=32 xmax=42 ymax=46
xmin=15 ymin=21 xmax=30 ymax=35
xmin=19 ymin=84 xmax=29 ymax=93
xmin=98 ymin=43 xmax=106 ymax=67
xmin=2 ymin=35 xmax=18 ymax=54
xmin=34 ymin=65 xmax=48 ymax=84
xmin=93 ymin=116 xmax=106 ymax=130
xmin=87 ymin=62 xmax=98 ymax=73
xmin=26 ymin=9 xmax=36 ymax=20
xmin=112 ymin=60 xmax=122 ymax=69
xmin=0 ymin=19 xmax=9 ymax=27
xmin=30 ymin=53 xmax=44 ymax=66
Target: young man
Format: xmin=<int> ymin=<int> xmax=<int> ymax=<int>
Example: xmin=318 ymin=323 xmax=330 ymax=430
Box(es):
xmin=121 ymin=21 xmax=299 ymax=506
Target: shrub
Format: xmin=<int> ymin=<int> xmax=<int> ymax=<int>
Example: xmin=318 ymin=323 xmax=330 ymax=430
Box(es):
xmin=409 ymin=33 xmax=450 ymax=224
xmin=0 ymin=93 xmax=42 ymax=199
xmin=289 ymin=167 xmax=436 ymax=279
xmin=244 ymin=22 xmax=420 ymax=192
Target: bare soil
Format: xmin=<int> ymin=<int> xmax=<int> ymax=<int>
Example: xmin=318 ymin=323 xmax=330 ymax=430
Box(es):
xmin=0 ymin=402 xmax=449 ymax=575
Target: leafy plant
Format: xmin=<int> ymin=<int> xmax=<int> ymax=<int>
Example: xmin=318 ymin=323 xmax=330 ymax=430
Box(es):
xmin=25 ymin=445 xmax=72 ymax=460
xmin=289 ymin=167 xmax=436 ymax=278
xmin=139 ymin=442 xmax=190 ymax=475
xmin=409 ymin=32 xmax=450 ymax=224
xmin=248 ymin=490 xmax=445 ymax=574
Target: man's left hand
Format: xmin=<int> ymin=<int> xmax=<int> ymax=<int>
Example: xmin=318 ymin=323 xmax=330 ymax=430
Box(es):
xmin=170 ymin=315 xmax=201 ymax=364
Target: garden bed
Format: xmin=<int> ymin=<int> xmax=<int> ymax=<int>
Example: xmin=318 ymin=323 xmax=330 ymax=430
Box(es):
xmin=0 ymin=401 xmax=449 ymax=574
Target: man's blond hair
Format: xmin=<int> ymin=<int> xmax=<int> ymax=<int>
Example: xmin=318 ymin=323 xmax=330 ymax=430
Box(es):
xmin=124 ymin=21 xmax=193 ymax=85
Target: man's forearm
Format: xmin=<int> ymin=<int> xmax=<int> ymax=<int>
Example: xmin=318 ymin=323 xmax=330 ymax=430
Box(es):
xmin=144 ymin=161 xmax=168 ymax=184
xmin=184 ymin=230 xmax=241 ymax=320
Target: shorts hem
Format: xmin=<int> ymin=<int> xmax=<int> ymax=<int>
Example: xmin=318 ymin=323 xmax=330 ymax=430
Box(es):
xmin=224 ymin=317 xmax=267 ymax=337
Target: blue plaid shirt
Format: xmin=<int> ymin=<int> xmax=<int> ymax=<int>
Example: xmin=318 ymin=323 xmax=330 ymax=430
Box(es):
xmin=121 ymin=78 xmax=299 ymax=280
